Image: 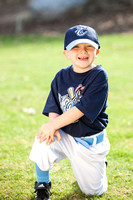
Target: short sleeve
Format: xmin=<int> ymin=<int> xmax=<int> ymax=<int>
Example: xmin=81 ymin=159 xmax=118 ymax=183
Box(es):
xmin=75 ymin=70 xmax=108 ymax=123
xmin=42 ymin=76 xmax=62 ymax=116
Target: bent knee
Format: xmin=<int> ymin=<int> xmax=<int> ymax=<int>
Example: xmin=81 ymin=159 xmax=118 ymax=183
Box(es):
xmin=81 ymin=187 xmax=107 ymax=196
xmin=80 ymin=182 xmax=107 ymax=196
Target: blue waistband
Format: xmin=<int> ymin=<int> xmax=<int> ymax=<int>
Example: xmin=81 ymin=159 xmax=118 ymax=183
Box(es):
xmin=74 ymin=132 xmax=104 ymax=147
xmin=83 ymin=133 xmax=104 ymax=145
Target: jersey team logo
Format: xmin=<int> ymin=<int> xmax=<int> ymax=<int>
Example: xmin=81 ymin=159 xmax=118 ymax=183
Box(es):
xmin=75 ymin=26 xmax=88 ymax=36
xmin=58 ymin=84 xmax=84 ymax=113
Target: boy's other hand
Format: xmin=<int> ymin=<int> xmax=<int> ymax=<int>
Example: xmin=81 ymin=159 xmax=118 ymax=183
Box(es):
xmin=36 ymin=123 xmax=61 ymax=145
xmin=54 ymin=130 xmax=61 ymax=142
xmin=45 ymin=130 xmax=61 ymax=145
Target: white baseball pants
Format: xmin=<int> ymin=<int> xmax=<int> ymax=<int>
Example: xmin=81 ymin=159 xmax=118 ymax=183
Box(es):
xmin=29 ymin=129 xmax=110 ymax=196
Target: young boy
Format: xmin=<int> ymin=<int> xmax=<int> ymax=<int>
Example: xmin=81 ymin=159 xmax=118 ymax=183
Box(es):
xmin=30 ymin=25 xmax=110 ymax=200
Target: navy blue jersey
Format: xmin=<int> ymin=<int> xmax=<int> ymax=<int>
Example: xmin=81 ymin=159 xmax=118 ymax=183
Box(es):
xmin=43 ymin=65 xmax=109 ymax=137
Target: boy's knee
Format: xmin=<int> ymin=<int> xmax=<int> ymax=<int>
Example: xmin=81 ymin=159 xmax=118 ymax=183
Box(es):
xmin=81 ymin=186 xmax=107 ymax=196
xmin=79 ymin=177 xmax=107 ymax=196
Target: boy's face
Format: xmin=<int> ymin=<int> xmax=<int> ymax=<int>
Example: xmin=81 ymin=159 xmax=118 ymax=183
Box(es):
xmin=63 ymin=43 xmax=99 ymax=73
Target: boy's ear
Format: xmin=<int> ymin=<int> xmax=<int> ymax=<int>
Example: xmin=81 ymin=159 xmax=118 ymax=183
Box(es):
xmin=96 ymin=49 xmax=100 ymax=55
xmin=63 ymin=50 xmax=70 ymax=60
xmin=95 ymin=49 xmax=100 ymax=58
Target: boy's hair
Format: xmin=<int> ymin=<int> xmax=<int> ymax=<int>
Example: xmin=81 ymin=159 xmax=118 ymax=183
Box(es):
xmin=64 ymin=25 xmax=100 ymax=51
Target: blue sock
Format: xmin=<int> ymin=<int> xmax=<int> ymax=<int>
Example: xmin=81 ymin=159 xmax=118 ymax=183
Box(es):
xmin=35 ymin=163 xmax=50 ymax=183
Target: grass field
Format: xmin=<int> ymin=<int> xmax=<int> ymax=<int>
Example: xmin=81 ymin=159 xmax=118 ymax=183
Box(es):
xmin=0 ymin=34 xmax=133 ymax=200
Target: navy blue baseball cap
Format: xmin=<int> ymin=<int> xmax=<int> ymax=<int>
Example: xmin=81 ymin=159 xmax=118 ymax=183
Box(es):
xmin=64 ymin=25 xmax=100 ymax=51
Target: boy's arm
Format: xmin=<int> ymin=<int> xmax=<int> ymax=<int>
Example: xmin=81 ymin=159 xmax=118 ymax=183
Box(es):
xmin=52 ymin=106 xmax=84 ymax=130
xmin=49 ymin=112 xmax=61 ymax=142
xmin=49 ymin=112 xmax=60 ymax=122
xmin=39 ymin=112 xmax=61 ymax=143
xmin=37 ymin=106 xmax=84 ymax=144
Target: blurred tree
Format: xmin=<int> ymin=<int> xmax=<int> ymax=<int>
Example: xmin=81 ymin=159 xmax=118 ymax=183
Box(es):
xmin=29 ymin=0 xmax=87 ymax=20
xmin=0 ymin=0 xmax=132 ymax=34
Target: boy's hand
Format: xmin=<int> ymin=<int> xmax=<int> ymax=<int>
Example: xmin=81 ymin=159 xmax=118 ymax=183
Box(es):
xmin=37 ymin=123 xmax=61 ymax=145
xmin=54 ymin=130 xmax=61 ymax=142
xmin=44 ymin=130 xmax=61 ymax=145
xmin=37 ymin=123 xmax=55 ymax=144
xmin=45 ymin=130 xmax=61 ymax=145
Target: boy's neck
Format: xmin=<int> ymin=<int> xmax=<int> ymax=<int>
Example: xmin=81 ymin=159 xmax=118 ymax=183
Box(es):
xmin=72 ymin=64 xmax=96 ymax=73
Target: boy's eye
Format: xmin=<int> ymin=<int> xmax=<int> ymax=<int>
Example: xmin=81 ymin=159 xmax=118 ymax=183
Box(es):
xmin=72 ymin=44 xmax=94 ymax=50
xmin=73 ymin=46 xmax=79 ymax=49
xmin=87 ymin=45 xmax=93 ymax=48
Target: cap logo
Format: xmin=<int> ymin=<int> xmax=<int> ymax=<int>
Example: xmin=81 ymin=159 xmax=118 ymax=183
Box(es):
xmin=75 ymin=26 xmax=88 ymax=37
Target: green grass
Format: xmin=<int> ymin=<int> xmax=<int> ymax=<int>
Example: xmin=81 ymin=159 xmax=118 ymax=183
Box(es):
xmin=0 ymin=34 xmax=133 ymax=200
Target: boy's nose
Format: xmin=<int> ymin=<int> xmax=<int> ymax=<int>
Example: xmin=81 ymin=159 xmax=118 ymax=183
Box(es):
xmin=80 ymin=47 xmax=87 ymax=53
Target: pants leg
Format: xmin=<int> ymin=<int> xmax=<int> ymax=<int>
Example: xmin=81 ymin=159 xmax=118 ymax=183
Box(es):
xmin=29 ymin=129 xmax=110 ymax=196
xmin=29 ymin=129 xmax=75 ymax=171
xmin=69 ymin=137 xmax=110 ymax=196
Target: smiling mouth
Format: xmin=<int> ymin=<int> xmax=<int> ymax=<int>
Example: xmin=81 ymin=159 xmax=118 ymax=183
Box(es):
xmin=78 ymin=57 xmax=89 ymax=61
